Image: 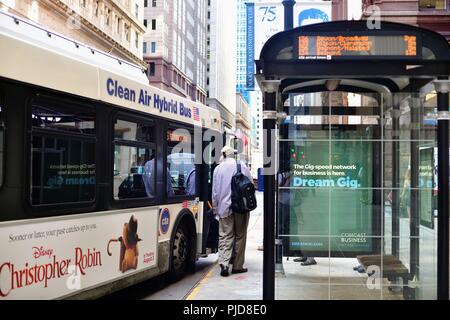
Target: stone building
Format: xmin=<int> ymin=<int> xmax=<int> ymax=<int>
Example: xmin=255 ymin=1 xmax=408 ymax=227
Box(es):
xmin=362 ymin=0 xmax=450 ymax=41
xmin=143 ymin=0 xmax=208 ymax=104
xmin=0 ymin=0 xmax=147 ymax=67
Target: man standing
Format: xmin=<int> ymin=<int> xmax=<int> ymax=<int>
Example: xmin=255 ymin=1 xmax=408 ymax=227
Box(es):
xmin=212 ymin=146 xmax=253 ymax=277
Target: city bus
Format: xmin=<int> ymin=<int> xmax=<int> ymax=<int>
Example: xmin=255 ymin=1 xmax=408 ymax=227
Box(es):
xmin=0 ymin=11 xmax=222 ymax=299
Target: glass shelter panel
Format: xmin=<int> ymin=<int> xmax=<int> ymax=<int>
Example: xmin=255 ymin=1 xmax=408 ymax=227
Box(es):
xmin=276 ymin=91 xmax=438 ymax=300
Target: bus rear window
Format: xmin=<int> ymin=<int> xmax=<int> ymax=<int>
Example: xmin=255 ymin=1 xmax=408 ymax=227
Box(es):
xmin=32 ymin=104 xmax=95 ymax=135
xmin=31 ymin=136 xmax=96 ymax=205
xmin=0 ymin=102 xmax=4 ymax=188
xmin=30 ymin=102 xmax=96 ymax=206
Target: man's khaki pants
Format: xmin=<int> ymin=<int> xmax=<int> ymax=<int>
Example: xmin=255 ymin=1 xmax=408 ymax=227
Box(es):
xmin=218 ymin=212 xmax=250 ymax=269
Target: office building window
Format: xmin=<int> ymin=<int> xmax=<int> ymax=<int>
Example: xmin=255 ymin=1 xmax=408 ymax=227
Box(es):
xmin=135 ymin=31 xmax=139 ymax=48
xmin=143 ymin=42 xmax=147 ymax=53
xmin=152 ymin=19 xmax=156 ymax=30
xmin=125 ymin=25 xmax=130 ymax=41
xmin=151 ymin=42 xmax=156 ymax=53
xmin=105 ymin=8 xmax=111 ymax=26
xmin=144 ymin=0 xmax=148 ymax=7
xmin=117 ymin=17 xmax=121 ymax=34
xmin=94 ymin=1 xmax=99 ymax=16
xmin=144 ymin=19 xmax=147 ymax=27
xmin=152 ymin=0 xmax=157 ymax=7
xmin=419 ymin=0 xmax=446 ymax=9
xmin=135 ymin=4 xmax=139 ymax=18
xmin=149 ymin=62 xmax=155 ymax=76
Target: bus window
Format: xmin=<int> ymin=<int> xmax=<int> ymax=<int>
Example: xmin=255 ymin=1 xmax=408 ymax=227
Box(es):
xmin=114 ymin=119 xmax=155 ymax=199
xmin=167 ymin=128 xmax=196 ymax=197
xmin=0 ymin=101 xmax=4 ymax=188
xmin=30 ymin=103 xmax=96 ymax=205
xmin=31 ymin=104 xmax=95 ymax=134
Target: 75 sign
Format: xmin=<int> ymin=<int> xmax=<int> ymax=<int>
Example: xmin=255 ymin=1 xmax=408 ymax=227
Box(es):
xmin=259 ymin=6 xmax=277 ymax=22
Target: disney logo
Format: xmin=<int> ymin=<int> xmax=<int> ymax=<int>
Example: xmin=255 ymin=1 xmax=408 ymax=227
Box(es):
xmin=32 ymin=246 xmax=54 ymax=259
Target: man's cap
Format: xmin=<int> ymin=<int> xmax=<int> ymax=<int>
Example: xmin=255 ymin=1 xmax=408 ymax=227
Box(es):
xmin=221 ymin=145 xmax=236 ymax=158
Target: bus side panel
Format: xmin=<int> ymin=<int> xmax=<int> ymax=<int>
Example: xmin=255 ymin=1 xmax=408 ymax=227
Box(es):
xmin=0 ymin=207 xmax=159 ymax=300
xmin=157 ymin=202 xmax=202 ymax=256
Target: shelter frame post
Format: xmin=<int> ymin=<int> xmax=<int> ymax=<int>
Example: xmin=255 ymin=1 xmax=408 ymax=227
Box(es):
xmin=434 ymin=78 xmax=450 ymax=301
xmin=262 ymin=80 xmax=280 ymax=300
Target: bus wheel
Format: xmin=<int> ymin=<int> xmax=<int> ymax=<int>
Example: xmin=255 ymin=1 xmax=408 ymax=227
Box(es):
xmin=169 ymin=224 xmax=190 ymax=281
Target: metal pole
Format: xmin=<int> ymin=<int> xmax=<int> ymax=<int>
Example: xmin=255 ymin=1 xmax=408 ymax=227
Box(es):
xmin=410 ymin=93 xmax=420 ymax=299
xmin=262 ymin=81 xmax=280 ymax=300
xmin=392 ymin=101 xmax=400 ymax=257
xmin=434 ymin=79 xmax=450 ymax=301
xmin=282 ymin=0 xmax=296 ymax=31
xmin=275 ymin=97 xmax=289 ymax=272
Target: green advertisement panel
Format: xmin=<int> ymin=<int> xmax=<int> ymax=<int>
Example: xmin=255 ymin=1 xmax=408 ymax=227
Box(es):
xmin=419 ymin=147 xmax=435 ymax=229
xmin=280 ymin=132 xmax=378 ymax=257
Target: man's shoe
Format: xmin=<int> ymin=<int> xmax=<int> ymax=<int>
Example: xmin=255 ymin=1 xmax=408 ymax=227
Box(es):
xmin=231 ymin=268 xmax=248 ymax=274
xmin=293 ymin=256 xmax=307 ymax=263
xmin=220 ymin=264 xmax=229 ymax=277
xmin=301 ymin=257 xmax=317 ymax=266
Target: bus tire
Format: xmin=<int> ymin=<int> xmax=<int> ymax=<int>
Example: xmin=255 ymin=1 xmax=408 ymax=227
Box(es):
xmin=168 ymin=223 xmax=190 ymax=282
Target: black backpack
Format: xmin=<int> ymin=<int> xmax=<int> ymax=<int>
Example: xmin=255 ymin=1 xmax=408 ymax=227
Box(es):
xmin=231 ymin=162 xmax=257 ymax=213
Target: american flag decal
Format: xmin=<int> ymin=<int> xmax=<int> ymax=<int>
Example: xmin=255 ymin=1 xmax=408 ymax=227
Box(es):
xmin=193 ymin=106 xmax=200 ymax=121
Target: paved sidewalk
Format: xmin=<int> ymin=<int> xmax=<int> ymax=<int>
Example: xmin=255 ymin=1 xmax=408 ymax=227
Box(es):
xmin=186 ymin=191 xmax=404 ymax=300
xmin=187 ymin=192 xmax=264 ymax=300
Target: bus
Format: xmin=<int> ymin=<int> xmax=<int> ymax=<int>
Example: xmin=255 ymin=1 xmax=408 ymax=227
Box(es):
xmin=0 ymin=11 xmax=222 ymax=299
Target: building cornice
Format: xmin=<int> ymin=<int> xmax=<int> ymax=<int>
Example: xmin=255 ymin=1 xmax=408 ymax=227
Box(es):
xmin=106 ymin=0 xmax=146 ymax=32
xmin=48 ymin=0 xmax=146 ymax=67
xmin=61 ymin=0 xmax=146 ymax=32
xmin=236 ymin=115 xmax=251 ymax=130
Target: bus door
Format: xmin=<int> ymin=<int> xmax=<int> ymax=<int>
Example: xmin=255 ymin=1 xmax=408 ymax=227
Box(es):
xmin=201 ymin=129 xmax=221 ymax=254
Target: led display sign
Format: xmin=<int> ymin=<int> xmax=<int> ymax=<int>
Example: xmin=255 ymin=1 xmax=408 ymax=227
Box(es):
xmin=298 ymin=34 xmax=418 ymax=59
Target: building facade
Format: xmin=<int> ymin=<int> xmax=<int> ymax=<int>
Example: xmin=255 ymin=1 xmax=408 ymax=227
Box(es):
xmin=143 ymin=0 xmax=207 ymax=104
xmin=0 ymin=0 xmax=147 ymax=67
xmin=207 ymin=0 xmax=237 ymax=130
xmin=362 ymin=0 xmax=450 ymax=41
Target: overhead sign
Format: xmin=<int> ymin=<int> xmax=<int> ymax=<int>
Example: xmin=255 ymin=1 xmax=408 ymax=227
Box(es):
xmin=298 ymin=34 xmax=419 ymax=59
xmin=246 ymin=2 xmax=255 ymax=90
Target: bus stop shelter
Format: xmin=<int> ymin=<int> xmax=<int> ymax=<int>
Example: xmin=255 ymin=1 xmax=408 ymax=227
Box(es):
xmin=256 ymin=20 xmax=450 ymax=300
